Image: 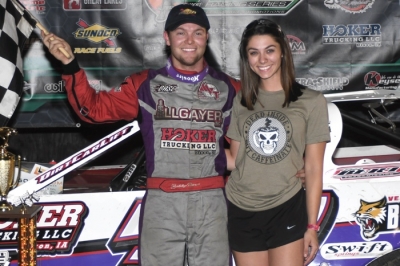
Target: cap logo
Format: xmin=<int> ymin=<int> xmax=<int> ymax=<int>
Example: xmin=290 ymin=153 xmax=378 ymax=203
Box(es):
xmin=179 ymin=8 xmax=197 ymax=15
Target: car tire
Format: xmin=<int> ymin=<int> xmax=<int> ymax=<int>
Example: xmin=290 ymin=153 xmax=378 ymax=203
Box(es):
xmin=367 ymin=249 xmax=400 ymax=266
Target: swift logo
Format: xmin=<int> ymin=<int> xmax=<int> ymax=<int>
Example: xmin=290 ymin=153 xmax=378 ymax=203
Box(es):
xmin=321 ymin=241 xmax=392 ymax=260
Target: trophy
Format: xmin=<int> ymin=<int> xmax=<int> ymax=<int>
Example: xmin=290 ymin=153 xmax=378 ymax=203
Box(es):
xmin=0 ymin=127 xmax=21 ymax=211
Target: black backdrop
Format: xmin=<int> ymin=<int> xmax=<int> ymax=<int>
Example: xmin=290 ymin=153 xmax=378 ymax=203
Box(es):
xmin=8 ymin=0 xmax=400 ymax=164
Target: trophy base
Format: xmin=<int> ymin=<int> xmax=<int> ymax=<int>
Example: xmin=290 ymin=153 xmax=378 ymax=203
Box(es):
xmin=0 ymin=201 xmax=13 ymax=212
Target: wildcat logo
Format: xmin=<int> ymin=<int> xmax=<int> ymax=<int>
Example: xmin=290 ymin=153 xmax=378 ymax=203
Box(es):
xmin=354 ymin=197 xmax=400 ymax=240
xmin=0 ymin=202 xmax=88 ymax=255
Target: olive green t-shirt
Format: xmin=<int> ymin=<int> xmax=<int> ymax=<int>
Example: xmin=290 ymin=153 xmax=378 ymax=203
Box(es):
xmin=226 ymin=88 xmax=331 ymax=211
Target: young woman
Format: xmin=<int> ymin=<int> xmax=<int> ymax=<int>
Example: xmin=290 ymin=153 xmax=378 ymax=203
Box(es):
xmin=225 ymin=19 xmax=331 ymax=266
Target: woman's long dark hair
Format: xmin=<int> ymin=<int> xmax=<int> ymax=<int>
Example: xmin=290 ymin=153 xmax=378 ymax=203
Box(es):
xmin=239 ymin=19 xmax=304 ymax=110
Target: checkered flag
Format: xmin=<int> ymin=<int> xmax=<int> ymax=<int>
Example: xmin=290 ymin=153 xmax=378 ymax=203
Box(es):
xmin=0 ymin=0 xmax=36 ymax=126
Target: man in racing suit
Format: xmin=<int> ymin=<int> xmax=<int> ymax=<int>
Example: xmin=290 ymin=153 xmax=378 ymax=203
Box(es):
xmin=42 ymin=4 xmax=305 ymax=265
xmin=42 ymin=4 xmax=240 ymax=265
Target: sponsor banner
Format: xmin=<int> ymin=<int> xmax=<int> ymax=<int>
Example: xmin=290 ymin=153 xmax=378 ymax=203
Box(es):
xmin=0 ymin=189 xmax=337 ymax=265
xmin=311 ymin=181 xmax=400 ymax=265
xmin=63 ymin=0 xmax=127 ymax=10
xmin=324 ymin=0 xmax=375 ymax=14
xmin=0 ymin=191 xmax=145 ymax=262
xmin=12 ymin=0 xmax=400 ymax=128
xmin=321 ymin=241 xmax=393 ymax=260
xmin=20 ymin=0 xmax=46 ymax=14
xmin=364 ymin=71 xmax=400 ymax=90
xmin=332 ymin=162 xmax=400 ymax=180
xmin=1 ymin=173 xmax=400 ymax=265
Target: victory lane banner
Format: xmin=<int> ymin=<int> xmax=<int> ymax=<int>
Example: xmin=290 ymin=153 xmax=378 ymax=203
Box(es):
xmin=11 ymin=0 xmax=400 ymax=128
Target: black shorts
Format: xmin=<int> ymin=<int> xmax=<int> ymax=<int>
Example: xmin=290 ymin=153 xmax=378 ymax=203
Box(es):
xmin=228 ymin=188 xmax=307 ymax=252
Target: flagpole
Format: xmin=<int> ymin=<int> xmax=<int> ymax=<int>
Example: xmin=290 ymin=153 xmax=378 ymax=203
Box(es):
xmin=10 ymin=0 xmax=71 ymax=59
xmin=35 ymin=22 xmax=71 ymax=59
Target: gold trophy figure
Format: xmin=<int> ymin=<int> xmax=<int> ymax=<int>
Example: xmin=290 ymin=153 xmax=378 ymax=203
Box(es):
xmin=0 ymin=127 xmax=21 ymax=211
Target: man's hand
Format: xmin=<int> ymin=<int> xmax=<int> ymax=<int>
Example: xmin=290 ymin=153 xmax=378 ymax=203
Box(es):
xmin=41 ymin=31 xmax=75 ymax=65
xmin=296 ymin=168 xmax=306 ymax=188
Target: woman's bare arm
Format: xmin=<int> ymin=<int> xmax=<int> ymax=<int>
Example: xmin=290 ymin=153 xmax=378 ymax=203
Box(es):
xmin=303 ymin=142 xmax=326 ymax=265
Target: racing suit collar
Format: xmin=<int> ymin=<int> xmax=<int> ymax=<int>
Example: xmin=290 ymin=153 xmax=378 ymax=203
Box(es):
xmin=166 ymin=57 xmax=209 ymax=84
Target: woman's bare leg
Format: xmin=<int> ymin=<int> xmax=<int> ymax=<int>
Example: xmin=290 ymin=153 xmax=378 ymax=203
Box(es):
xmin=232 ymin=250 xmax=269 ymax=266
xmin=268 ymin=239 xmax=304 ymax=266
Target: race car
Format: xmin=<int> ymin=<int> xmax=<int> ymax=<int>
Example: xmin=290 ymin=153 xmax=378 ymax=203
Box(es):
xmin=0 ymin=90 xmax=400 ymax=266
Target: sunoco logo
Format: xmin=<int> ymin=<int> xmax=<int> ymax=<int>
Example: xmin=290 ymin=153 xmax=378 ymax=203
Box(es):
xmin=73 ymin=19 xmax=121 ymax=47
xmin=324 ymin=0 xmax=375 ymax=14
